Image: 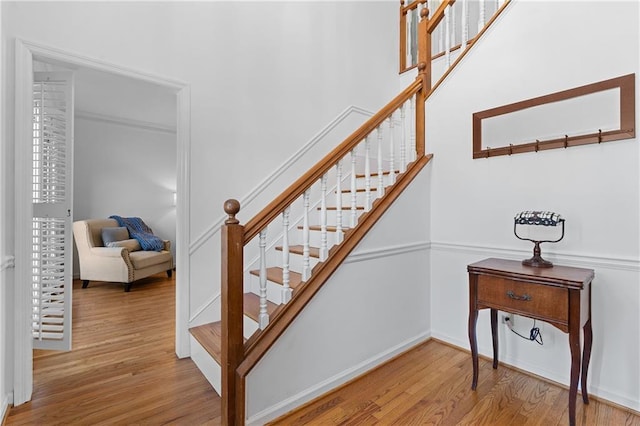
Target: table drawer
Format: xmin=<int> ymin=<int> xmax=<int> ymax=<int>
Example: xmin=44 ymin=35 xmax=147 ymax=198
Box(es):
xmin=477 ymin=275 xmax=568 ymax=323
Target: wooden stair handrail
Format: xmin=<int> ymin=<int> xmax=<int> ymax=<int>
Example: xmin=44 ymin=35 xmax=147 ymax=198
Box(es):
xmin=243 ymin=79 xmax=423 ymax=244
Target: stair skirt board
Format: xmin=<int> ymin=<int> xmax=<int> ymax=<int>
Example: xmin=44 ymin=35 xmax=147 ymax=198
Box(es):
xmin=190 ymin=335 xmax=222 ymax=396
xmin=245 ymin=331 xmax=431 ymax=425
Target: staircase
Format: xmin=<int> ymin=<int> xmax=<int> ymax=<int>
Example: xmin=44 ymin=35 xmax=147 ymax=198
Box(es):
xmin=190 ymin=1 xmax=511 ymax=424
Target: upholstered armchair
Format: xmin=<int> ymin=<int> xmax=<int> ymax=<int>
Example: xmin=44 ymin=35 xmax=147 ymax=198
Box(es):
xmin=73 ymin=218 xmax=174 ymax=292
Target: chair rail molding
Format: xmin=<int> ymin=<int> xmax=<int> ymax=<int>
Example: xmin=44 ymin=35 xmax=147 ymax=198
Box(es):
xmin=429 ymin=241 xmax=640 ymax=272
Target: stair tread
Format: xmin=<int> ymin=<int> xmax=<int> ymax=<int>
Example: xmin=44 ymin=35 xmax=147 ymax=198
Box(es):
xmin=355 ymin=170 xmax=399 ymax=178
xmin=276 ymin=245 xmax=320 ymax=259
xmin=297 ymin=225 xmax=350 ymax=232
xmin=190 ymin=321 xmax=223 ymax=364
xmin=244 ymin=292 xmax=279 ymax=323
xmin=318 ymin=206 xmax=365 ymax=211
xmin=340 ymin=187 xmax=378 ymax=193
xmin=249 ymin=266 xmax=303 ymax=288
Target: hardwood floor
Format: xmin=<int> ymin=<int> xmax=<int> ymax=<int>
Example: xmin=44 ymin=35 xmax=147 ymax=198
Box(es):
xmin=269 ymin=340 xmax=640 ymax=426
xmin=5 ymin=274 xmax=222 ymax=425
xmin=6 ymin=275 xmax=639 ymax=425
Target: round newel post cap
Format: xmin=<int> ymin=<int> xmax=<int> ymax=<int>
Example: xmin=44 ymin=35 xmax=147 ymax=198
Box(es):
xmin=417 ymin=62 xmax=427 ymax=72
xmin=224 ymin=199 xmax=240 ymax=224
xmin=420 ymin=7 xmax=429 ymax=19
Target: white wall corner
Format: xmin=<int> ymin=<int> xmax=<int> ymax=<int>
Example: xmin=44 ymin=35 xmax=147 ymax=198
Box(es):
xmin=1 ymin=392 xmax=13 ymax=422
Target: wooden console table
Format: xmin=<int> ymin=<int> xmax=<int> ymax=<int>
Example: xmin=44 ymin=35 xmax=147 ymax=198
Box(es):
xmin=467 ymin=258 xmax=594 ymax=426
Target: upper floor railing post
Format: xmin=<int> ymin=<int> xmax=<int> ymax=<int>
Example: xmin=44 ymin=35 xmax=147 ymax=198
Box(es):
xmin=221 ymin=199 xmax=244 ymax=426
xmin=416 ymin=6 xmax=431 ymax=157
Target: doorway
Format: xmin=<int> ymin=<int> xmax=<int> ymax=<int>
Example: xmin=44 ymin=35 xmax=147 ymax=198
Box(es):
xmin=13 ymin=39 xmax=191 ymax=405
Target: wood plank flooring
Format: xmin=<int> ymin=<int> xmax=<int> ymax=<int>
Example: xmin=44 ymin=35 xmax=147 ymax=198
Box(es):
xmin=269 ymin=340 xmax=640 ymax=426
xmin=6 ymin=274 xmax=639 ymax=425
xmin=5 ymin=274 xmax=222 ymax=425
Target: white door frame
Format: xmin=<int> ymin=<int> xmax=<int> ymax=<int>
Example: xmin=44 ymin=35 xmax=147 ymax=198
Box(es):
xmin=13 ymin=39 xmax=191 ymax=405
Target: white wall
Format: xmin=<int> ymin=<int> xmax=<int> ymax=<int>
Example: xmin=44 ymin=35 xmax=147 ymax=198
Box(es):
xmin=0 ymin=2 xmax=13 ymax=415
xmin=427 ymin=0 xmax=639 ymax=411
xmin=1 ymin=0 xmax=400 ymax=406
xmin=246 ymin=165 xmax=432 ymax=425
xmin=74 ymin=116 xmax=177 ymax=262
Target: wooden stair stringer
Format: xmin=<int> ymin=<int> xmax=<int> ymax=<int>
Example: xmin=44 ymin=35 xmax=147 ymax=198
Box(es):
xmin=237 ymin=153 xmax=433 ymax=379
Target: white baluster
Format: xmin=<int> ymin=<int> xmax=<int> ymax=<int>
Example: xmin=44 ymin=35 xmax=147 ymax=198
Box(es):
xmin=495 ymin=0 xmax=500 ymax=12
xmin=445 ymin=4 xmax=451 ymax=67
xmin=388 ymin=115 xmax=396 ymax=185
xmin=462 ymin=0 xmax=468 ymax=50
xmin=451 ymin=1 xmax=456 ymax=48
xmin=400 ymin=103 xmax=407 ymax=173
xmin=478 ymin=0 xmax=486 ymax=33
xmin=320 ymin=174 xmax=328 ymax=261
xmin=281 ymin=208 xmax=291 ymax=303
xmin=410 ymin=96 xmax=416 ymax=162
xmin=377 ymin=126 xmax=384 ymax=196
xmin=302 ymin=190 xmax=311 ymax=281
xmin=365 ymin=135 xmax=372 ymax=211
xmin=438 ymin=15 xmax=444 ymax=53
xmin=335 ymin=160 xmax=344 ymax=244
xmin=350 ymin=147 xmax=358 ymax=228
xmin=258 ymin=229 xmax=269 ymax=329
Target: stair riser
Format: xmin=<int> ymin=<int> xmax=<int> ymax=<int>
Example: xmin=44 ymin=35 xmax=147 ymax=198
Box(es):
xmin=244 ymin=314 xmax=259 ymax=339
xmin=249 ymin=274 xmax=286 ymax=304
xmin=314 ymin=209 xmax=362 ymax=228
xmin=285 ymin=252 xmax=321 ymax=275
xmin=334 ymin=190 xmax=383 ymax=206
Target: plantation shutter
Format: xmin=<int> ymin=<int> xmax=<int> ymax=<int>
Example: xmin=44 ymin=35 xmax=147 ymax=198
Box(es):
xmin=31 ymin=72 xmax=74 ymax=351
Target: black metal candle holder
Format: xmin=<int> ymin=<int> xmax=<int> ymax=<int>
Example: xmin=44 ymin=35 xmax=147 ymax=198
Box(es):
xmin=514 ymin=211 xmax=565 ymax=268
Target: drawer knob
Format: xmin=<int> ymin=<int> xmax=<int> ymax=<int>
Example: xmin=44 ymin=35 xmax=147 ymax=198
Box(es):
xmin=506 ymin=290 xmax=532 ymax=301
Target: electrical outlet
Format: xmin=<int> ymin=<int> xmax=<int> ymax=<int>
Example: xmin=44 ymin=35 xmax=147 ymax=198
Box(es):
xmin=501 ymin=314 xmax=513 ymax=325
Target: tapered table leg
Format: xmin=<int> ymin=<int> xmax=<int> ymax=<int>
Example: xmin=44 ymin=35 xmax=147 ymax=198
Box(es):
xmin=581 ymin=317 xmax=592 ymax=404
xmin=469 ymin=274 xmax=479 ymax=390
xmin=490 ymin=308 xmax=498 ymax=369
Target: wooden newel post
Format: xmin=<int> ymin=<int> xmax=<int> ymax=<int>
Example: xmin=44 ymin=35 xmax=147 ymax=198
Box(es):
xmin=221 ymin=199 xmax=244 ymax=426
xmin=415 ymin=6 xmax=431 ymax=158
xmin=417 ymin=6 xmax=432 ymax=94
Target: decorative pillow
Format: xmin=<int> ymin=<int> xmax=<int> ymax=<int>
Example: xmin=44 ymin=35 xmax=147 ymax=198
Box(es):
xmin=106 ymin=238 xmax=141 ymax=252
xmin=101 ymin=227 xmax=129 ymax=245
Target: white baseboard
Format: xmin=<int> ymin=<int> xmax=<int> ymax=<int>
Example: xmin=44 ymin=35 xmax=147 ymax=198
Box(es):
xmin=1 ymin=392 xmax=13 ymax=422
xmin=246 ymin=331 xmax=431 ymax=426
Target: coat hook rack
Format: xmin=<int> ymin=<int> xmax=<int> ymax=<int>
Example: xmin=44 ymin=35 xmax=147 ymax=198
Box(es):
xmin=472 ymin=74 xmax=635 ymax=159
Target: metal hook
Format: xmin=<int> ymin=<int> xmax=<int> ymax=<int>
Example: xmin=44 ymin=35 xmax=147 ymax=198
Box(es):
xmin=509 ymin=144 xmax=513 ymax=155
xmin=535 ymin=140 xmax=539 ymax=152
xmin=598 ymin=129 xmax=602 ymax=143
xmin=564 ymin=135 xmax=568 ymax=148
xmin=486 ymin=147 xmax=491 ymax=158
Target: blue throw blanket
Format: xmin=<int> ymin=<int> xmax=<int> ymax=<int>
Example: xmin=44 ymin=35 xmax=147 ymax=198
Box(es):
xmin=109 ymin=216 xmax=164 ymax=251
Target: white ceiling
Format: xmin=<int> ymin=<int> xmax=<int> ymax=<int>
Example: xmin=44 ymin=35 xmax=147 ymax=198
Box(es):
xmin=34 ymin=60 xmax=177 ymax=129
